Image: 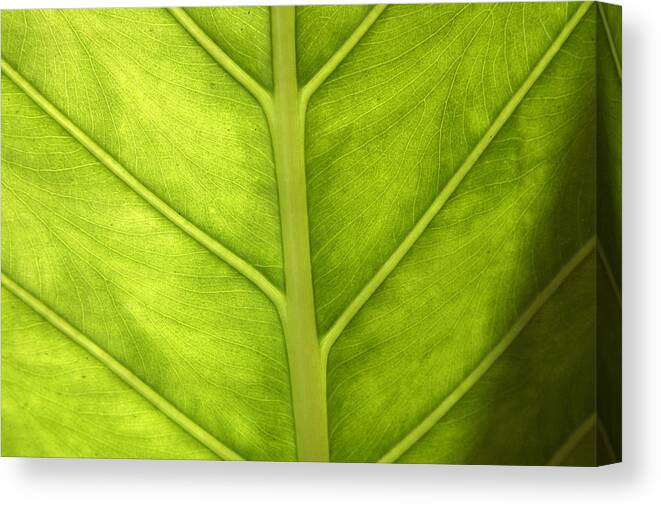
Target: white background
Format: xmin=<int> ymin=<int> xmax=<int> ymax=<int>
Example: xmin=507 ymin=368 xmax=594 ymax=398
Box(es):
xmin=0 ymin=0 xmax=658 ymax=504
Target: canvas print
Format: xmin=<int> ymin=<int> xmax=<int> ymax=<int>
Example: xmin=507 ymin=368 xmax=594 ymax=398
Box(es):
xmin=1 ymin=1 xmax=621 ymax=465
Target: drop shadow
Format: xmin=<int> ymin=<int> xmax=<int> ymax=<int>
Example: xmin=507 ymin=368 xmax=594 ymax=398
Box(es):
xmin=11 ymin=455 xmax=635 ymax=493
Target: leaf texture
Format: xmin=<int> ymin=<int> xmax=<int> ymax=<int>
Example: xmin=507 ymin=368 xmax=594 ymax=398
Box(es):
xmin=1 ymin=2 xmax=621 ymax=465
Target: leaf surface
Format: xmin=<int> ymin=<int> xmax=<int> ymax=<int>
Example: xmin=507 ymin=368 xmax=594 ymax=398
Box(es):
xmin=1 ymin=2 xmax=620 ymax=464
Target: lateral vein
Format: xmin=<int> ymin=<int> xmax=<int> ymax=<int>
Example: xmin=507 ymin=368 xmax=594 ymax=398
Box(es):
xmin=167 ymin=7 xmax=273 ymax=115
xmin=378 ymin=236 xmax=596 ymax=463
xmin=597 ymin=416 xmax=618 ymax=463
xmin=300 ymin=4 xmax=387 ymax=105
xmin=547 ymin=413 xmax=618 ymax=465
xmin=1 ymin=272 xmax=244 ymax=461
xmin=547 ymin=412 xmax=596 ymax=465
xmin=1 ymin=58 xmax=285 ymax=313
xmin=597 ymin=3 xmax=622 ymax=81
xmin=320 ymin=1 xmax=593 ymax=360
xmin=597 ymin=238 xmax=621 ymax=305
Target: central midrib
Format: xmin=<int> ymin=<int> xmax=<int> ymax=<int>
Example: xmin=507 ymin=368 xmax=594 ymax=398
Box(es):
xmin=269 ymin=6 xmax=329 ymax=462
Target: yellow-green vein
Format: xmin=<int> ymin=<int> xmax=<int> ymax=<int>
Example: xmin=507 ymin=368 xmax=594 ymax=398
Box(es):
xmin=597 ymin=416 xmax=618 ymax=463
xmin=1 ymin=272 xmax=244 ymax=461
xmin=378 ymin=236 xmax=596 ymax=463
xmin=167 ymin=7 xmax=274 ymax=116
xmin=547 ymin=412 xmax=596 ymax=465
xmin=268 ymin=6 xmax=329 ymax=462
xmin=597 ymin=3 xmax=622 ymax=81
xmin=320 ymin=1 xmax=594 ymax=362
xmin=300 ymin=4 xmax=387 ymax=107
xmin=597 ymin=238 xmax=621 ymax=305
xmin=1 ymin=58 xmax=285 ymax=315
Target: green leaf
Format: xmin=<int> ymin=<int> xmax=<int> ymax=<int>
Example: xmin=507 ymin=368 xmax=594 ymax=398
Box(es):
xmin=1 ymin=2 xmax=621 ymax=465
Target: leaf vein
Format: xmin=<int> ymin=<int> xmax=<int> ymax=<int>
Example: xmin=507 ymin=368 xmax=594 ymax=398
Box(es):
xmin=597 ymin=238 xmax=622 ymax=305
xmin=597 ymin=3 xmax=622 ymax=81
xmin=1 ymin=272 xmax=244 ymax=461
xmin=167 ymin=7 xmax=273 ymax=114
xmin=547 ymin=412 xmax=596 ymax=465
xmin=378 ymin=235 xmax=596 ymax=463
xmin=320 ymin=1 xmax=594 ymax=360
xmin=1 ymin=58 xmax=285 ymax=314
xmin=301 ymin=4 xmax=387 ymax=105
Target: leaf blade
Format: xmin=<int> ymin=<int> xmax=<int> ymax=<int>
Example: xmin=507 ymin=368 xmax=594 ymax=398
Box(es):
xmin=2 ymin=3 xmax=617 ymax=465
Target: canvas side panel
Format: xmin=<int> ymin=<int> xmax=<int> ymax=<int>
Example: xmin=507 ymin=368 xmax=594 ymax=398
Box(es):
xmin=595 ymin=2 xmax=622 ymax=465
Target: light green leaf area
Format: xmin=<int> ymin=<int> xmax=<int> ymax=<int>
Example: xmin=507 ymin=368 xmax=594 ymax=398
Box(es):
xmin=1 ymin=2 xmax=620 ymax=464
xmin=2 ymin=288 xmax=217 ymax=459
